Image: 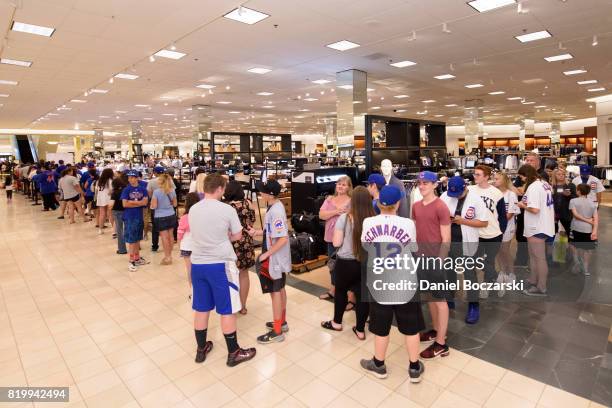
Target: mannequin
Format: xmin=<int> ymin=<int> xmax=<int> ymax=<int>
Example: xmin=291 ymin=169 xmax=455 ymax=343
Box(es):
xmin=380 ymin=159 xmax=409 ymax=218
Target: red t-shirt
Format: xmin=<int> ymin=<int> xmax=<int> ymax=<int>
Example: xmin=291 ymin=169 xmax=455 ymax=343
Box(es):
xmin=412 ymin=197 xmax=451 ymax=256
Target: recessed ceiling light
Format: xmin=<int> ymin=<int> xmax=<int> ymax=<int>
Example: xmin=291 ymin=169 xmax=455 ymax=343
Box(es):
xmin=467 ymin=0 xmax=516 ymax=13
xmin=115 ymin=110 xmax=127 ymax=113
xmin=522 ymin=101 xmax=535 ymax=104
xmin=507 ymin=96 xmax=522 ymax=100
xmin=326 ymin=40 xmax=360 ymax=51
xmin=257 ymin=92 xmax=274 ymax=96
xmin=434 ymin=114 xmax=444 ymax=117
xmin=298 ymin=109 xmax=310 ymax=112
xmin=11 ymin=21 xmax=55 ymax=37
xmin=217 ymin=101 xmax=232 ymax=104
xmin=57 ymin=107 xmax=71 ymax=111
xmin=162 ymin=113 xmax=176 ymax=116
xmin=0 ymin=94 xmax=8 ymax=97
xmin=70 ymin=99 xmax=86 ymax=103
xmin=422 ymin=100 xmax=436 ymax=103
xmin=134 ymin=104 xmax=150 ymax=107
xmin=577 ymin=80 xmax=597 ymax=85
xmin=248 ymin=67 xmax=271 ymax=74
xmin=304 ymin=98 xmax=318 ymax=101
xmin=114 ymin=73 xmax=139 ymax=80
xmin=563 ymin=69 xmax=587 ymax=76
xmin=98 ymin=115 xmax=110 ymax=118
xmin=535 ymin=105 xmax=547 ymax=108
xmin=465 ymin=83 xmax=484 ymax=88
xmin=337 ymin=85 xmax=354 ymax=90
xmin=488 ymin=91 xmax=505 ymax=95
xmin=312 ymin=79 xmax=331 ymax=85
xmin=90 ymin=89 xmax=108 ymax=94
xmin=587 ymin=87 xmax=605 ymax=92
xmin=154 ymin=49 xmax=186 ymax=60
xmin=196 ymin=84 xmax=216 ymax=89
xmin=370 ymin=106 xmax=381 ymax=110
xmin=0 ymin=58 xmax=32 ymax=67
xmin=434 ymin=74 xmax=456 ymax=80
xmin=390 ymin=60 xmax=417 ymax=68
xmin=445 ymin=104 xmax=458 ymax=107
xmin=394 ymin=95 xmax=409 ymax=99
xmin=224 ymin=6 xmax=270 ymax=25
xmin=416 ymin=111 xmax=427 ymax=115
xmin=262 ymin=105 xmax=275 ymax=108
xmin=229 ymin=111 xmax=241 ymax=114
xmin=515 ymin=30 xmax=552 ymax=43
xmin=0 ymin=80 xmax=18 ymax=86
xmin=545 ymin=53 xmax=573 ymax=62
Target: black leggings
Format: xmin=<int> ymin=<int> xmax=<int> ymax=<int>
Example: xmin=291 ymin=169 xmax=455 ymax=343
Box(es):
xmin=42 ymin=193 xmax=56 ymax=210
xmin=333 ymin=258 xmax=369 ymax=332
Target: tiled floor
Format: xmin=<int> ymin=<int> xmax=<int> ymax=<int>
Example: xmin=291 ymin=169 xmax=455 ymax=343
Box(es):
xmin=0 ymin=193 xmax=608 ymax=408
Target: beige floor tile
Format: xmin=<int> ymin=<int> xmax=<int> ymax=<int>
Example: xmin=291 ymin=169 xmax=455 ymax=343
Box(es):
xmin=84 ymin=384 xmax=136 ymax=408
xmin=115 ymin=356 xmax=159 ymax=381
xmin=396 ymin=379 xmax=444 ymax=408
xmin=240 ymin=379 xmax=289 ymax=408
xmin=160 ymin=354 xmax=202 ymax=380
xmin=275 ymin=339 xmax=316 ymax=362
xmin=173 ymin=366 xmax=217 ymax=397
xmin=318 ymin=362 xmax=363 ymax=392
xmin=498 ymin=371 xmax=545 ymax=403
xmin=378 ymin=393 xmax=425 ymax=408
xmin=221 ymin=366 xmax=267 ymax=395
xmin=150 ymin=343 xmax=189 ymax=366
xmin=461 ymin=357 xmax=506 ymax=386
xmin=447 ymin=372 xmax=496 ymax=405
xmin=105 ymin=344 xmax=146 ymax=367
xmin=485 ymin=388 xmax=537 ymax=408
xmin=296 ymin=350 xmax=338 ymax=376
xmin=138 ymin=383 xmax=186 ymax=408
xmin=124 ymin=368 xmax=171 ymax=398
xmin=293 ymin=378 xmax=340 ymax=408
xmin=223 ymin=398 xmax=252 ymax=408
xmin=345 ymin=376 xmax=392 ymax=407
xmin=538 ymin=385 xmax=590 ymax=408
xmin=421 ymin=360 xmax=459 ymax=388
xmin=68 ymin=357 xmax=113 ymax=383
xmin=273 ymin=396 xmax=307 ymax=408
xmin=325 ymin=394 xmax=366 ymax=408
xmin=431 ymin=390 xmax=480 ymax=408
xmin=437 ymin=349 xmax=472 ymax=371
xmin=75 ymin=369 xmax=123 ymax=399
xmin=190 ymin=382 xmax=237 ymax=408
xmin=138 ymin=333 xmax=175 ymax=353
xmin=249 ymin=352 xmax=292 ymax=379
xmin=269 ymin=364 xmax=315 ymax=394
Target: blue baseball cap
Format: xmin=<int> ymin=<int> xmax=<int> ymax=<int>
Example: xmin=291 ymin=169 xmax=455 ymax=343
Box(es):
xmin=579 ymin=164 xmax=591 ymax=175
xmin=378 ymin=185 xmax=406 ymax=206
xmin=86 ymin=161 xmax=96 ymax=168
xmin=153 ymin=165 xmax=165 ymax=174
xmin=367 ymin=174 xmax=386 ymax=190
xmin=418 ymin=171 xmax=438 ymax=183
xmin=447 ymin=176 xmax=466 ymax=198
xmin=126 ymin=170 xmax=139 ymax=177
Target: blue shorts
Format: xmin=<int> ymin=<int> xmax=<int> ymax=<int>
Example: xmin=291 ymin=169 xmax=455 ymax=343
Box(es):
xmin=533 ymin=233 xmax=554 ymax=242
xmin=191 ymin=262 xmax=241 ymax=315
xmin=124 ymin=217 xmax=144 ymax=244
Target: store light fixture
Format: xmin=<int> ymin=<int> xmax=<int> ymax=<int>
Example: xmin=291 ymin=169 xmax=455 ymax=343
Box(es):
xmin=535 ymin=105 xmax=547 ymax=108
xmin=515 ymin=30 xmax=552 ymax=43
xmin=326 ymin=40 xmax=360 ymax=51
xmin=592 ymin=35 xmax=598 ymax=47
xmin=0 ymin=80 xmax=18 ymax=86
xmin=416 ymin=111 xmax=427 ymax=115
xmin=488 ymin=91 xmax=505 ymax=95
xmin=467 ymin=0 xmax=516 ymax=13
xmin=134 ymin=104 xmax=150 ymax=107
xmin=434 ymin=114 xmax=444 ymax=117
xmin=465 ymin=83 xmax=484 ymax=88
xmin=0 ymin=94 xmax=8 ymax=98
xmin=445 ymin=104 xmax=458 ymax=107
xmin=257 ymin=92 xmax=274 ymax=96
xmin=11 ymin=21 xmax=56 ymax=37
xmin=217 ymin=101 xmax=232 ymax=104
xmin=196 ymin=84 xmax=216 ymax=89
xmin=0 ymin=58 xmax=32 ymax=67
xmin=370 ymin=106 xmax=381 ymax=110
xmin=422 ymin=100 xmax=436 ymax=103
xmin=563 ymin=69 xmax=587 ymax=76
xmin=522 ymin=101 xmax=535 ymax=104
xmin=263 ymin=105 xmax=275 ymax=108
xmin=394 ymin=95 xmax=409 ymax=99
xmin=587 ymin=87 xmax=605 ymax=92
xmin=577 ymin=80 xmax=597 ymax=85
xmin=312 ymin=79 xmax=331 ymax=84
xmin=337 ymin=85 xmax=353 ymax=90
xmin=545 ymin=53 xmax=573 ymax=62
xmin=298 ymin=109 xmax=310 ymax=112
xmin=304 ymin=98 xmax=318 ymax=101
xmin=154 ymin=49 xmax=186 ymax=59
xmin=248 ymin=67 xmax=271 ymax=74
xmin=90 ymin=89 xmax=108 ymax=94
xmin=390 ymin=60 xmax=417 ymax=68
xmin=115 ymin=73 xmax=139 ymax=80
xmin=434 ymin=74 xmax=456 ymax=80
xmin=507 ymin=96 xmax=522 ymax=100
xmin=224 ymin=6 xmax=269 ymax=25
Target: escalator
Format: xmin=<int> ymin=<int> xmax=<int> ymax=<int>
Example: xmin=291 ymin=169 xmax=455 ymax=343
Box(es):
xmin=15 ymin=135 xmax=37 ymax=163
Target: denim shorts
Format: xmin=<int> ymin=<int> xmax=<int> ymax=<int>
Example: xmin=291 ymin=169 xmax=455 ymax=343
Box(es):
xmin=154 ymin=214 xmax=176 ymax=232
xmin=124 ymin=217 xmax=144 ymax=244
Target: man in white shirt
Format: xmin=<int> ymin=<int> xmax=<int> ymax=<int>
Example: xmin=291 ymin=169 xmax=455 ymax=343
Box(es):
xmin=572 ymin=165 xmax=604 ymax=206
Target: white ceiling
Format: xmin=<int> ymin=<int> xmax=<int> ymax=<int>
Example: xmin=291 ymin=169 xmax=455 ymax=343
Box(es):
xmin=1 ymin=0 xmax=612 ymax=142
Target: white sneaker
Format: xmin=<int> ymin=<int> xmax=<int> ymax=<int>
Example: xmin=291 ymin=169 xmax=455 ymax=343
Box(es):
xmin=98 ymin=229 xmax=103 ymax=235
xmin=128 ymin=262 xmax=137 ymax=272
xmin=479 ymin=288 xmax=489 ymax=299
xmin=497 ymin=272 xmax=507 ymax=297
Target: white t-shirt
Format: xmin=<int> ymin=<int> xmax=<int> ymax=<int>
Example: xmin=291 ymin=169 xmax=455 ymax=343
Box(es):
xmin=189 ymin=199 xmax=242 ymax=264
xmin=467 ymin=184 xmax=504 ymax=239
xmin=361 ymin=214 xmax=417 ymax=252
xmin=572 ymin=175 xmax=604 ymax=204
xmin=440 ymin=191 xmax=487 ymax=256
xmin=502 ymin=190 xmax=519 ymax=242
xmin=263 ymin=201 xmax=291 ymax=278
xmin=523 ymin=180 xmax=555 ymax=238
xmin=58 ymin=175 xmax=80 ymax=199
xmin=188 ymin=180 xmax=197 ymax=193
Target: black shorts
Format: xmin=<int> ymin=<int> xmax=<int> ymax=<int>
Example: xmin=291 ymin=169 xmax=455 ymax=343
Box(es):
xmin=571 ymin=230 xmax=596 ymax=250
xmin=63 ymin=195 xmax=80 ymax=202
xmin=369 ymin=302 xmax=425 ymax=336
xmin=154 ymin=215 xmax=176 ymax=231
xmin=256 ymin=258 xmax=287 ymax=294
xmin=84 ymin=196 xmax=97 ymax=208
xmin=418 ymin=264 xmax=456 ymax=301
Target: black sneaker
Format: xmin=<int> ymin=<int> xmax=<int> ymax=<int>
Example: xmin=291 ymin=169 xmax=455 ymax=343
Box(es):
xmin=195 ymin=341 xmax=213 ymax=363
xmin=57 ymin=216 xmax=65 ymax=219
xmin=151 ymin=247 xmax=159 ymax=252
xmin=257 ymin=330 xmax=285 ymax=344
xmin=226 ymin=347 xmax=256 ymax=367
xmin=409 ymin=361 xmax=425 ymax=383
xmin=419 ymin=329 xmax=437 ymax=343
xmin=360 ymin=358 xmax=387 ymax=379
xmin=265 ymin=321 xmax=289 ymax=333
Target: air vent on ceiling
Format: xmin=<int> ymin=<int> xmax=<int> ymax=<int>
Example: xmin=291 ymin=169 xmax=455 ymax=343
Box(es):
xmin=364 ymin=53 xmax=390 ymax=60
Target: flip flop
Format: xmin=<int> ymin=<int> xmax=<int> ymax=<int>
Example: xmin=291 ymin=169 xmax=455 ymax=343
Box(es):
xmin=352 ymin=326 xmax=366 ymax=341
xmin=321 ymin=321 xmax=342 ymax=331
xmin=345 ymin=301 xmax=356 ymax=312
xmin=319 ymin=292 xmax=334 ymax=300
xmin=239 ymin=308 xmax=248 ymax=315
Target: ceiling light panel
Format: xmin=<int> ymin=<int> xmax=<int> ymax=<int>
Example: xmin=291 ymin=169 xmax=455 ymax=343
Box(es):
xmin=0 ymin=94 xmax=8 ymax=97
xmin=224 ymin=6 xmax=270 ymax=25
xmin=422 ymin=100 xmax=436 ymax=103
xmin=467 ymin=0 xmax=516 ymax=13
xmin=217 ymin=101 xmax=232 ymax=104
xmin=488 ymin=91 xmax=505 ymax=95
xmin=312 ymin=79 xmax=331 ymax=84
xmin=515 ymin=30 xmax=552 ymax=43
xmin=563 ymin=69 xmax=587 ymax=76
xmin=70 ymin=99 xmax=86 ymax=103
xmin=465 ymin=83 xmax=484 ymax=88
xmin=134 ymin=104 xmax=150 ymax=107
xmin=0 ymin=80 xmax=18 ymax=85
xmin=257 ymin=92 xmax=274 ymax=96
xmin=545 ymin=53 xmax=573 ymax=62
xmin=114 ymin=73 xmax=139 ymax=80
xmin=587 ymin=87 xmax=605 ymax=92
xmin=326 ymin=40 xmax=360 ymax=51
xmin=90 ymin=89 xmax=108 ymax=94
xmin=196 ymin=84 xmax=216 ymax=89
xmin=1 ymin=58 xmax=32 ymax=67
xmin=154 ymin=49 xmax=186 ymax=59
xmin=394 ymin=95 xmax=409 ymax=99
xmin=577 ymin=80 xmax=597 ymax=85
xmin=248 ymin=67 xmax=271 ymax=74
xmin=390 ymin=60 xmax=417 ymax=68
xmin=11 ymin=21 xmax=55 ymax=37
xmin=304 ymin=98 xmax=318 ymax=101
xmin=445 ymin=104 xmax=458 ymax=107
xmin=507 ymin=97 xmax=522 ymax=100
xmin=435 ymin=74 xmax=456 ymax=80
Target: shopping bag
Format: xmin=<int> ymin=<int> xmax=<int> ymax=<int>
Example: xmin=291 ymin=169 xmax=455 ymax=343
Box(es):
xmin=553 ymin=233 xmax=568 ymax=264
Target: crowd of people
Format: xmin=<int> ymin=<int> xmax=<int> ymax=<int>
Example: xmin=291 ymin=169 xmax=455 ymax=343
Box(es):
xmin=2 ymin=151 xmax=601 ymax=384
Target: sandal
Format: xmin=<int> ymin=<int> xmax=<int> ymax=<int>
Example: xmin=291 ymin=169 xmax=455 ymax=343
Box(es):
xmin=352 ymin=326 xmax=366 ymax=341
xmin=319 ymin=292 xmax=334 ymax=301
xmin=239 ymin=308 xmax=248 ymax=315
xmin=321 ymin=321 xmax=342 ymax=331
xmin=345 ymin=301 xmax=356 ymax=312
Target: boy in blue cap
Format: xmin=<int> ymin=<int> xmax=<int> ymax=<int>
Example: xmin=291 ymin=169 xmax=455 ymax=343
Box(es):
xmin=571 ymin=165 xmax=604 ymax=206
xmin=121 ymin=170 xmax=150 ymax=271
xmin=366 ymin=173 xmax=386 ymax=214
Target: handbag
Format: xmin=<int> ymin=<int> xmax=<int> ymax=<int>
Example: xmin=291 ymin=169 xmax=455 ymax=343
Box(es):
xmin=326 ymin=214 xmax=350 ymax=272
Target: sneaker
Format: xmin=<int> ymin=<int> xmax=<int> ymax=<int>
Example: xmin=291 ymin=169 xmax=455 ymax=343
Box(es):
xmin=116 ymin=250 xmax=127 ymax=255
xmin=257 ymin=330 xmax=285 ymax=344
xmin=265 ymin=321 xmax=289 ymax=333
xmin=522 ymin=286 xmax=547 ymax=297
xmin=134 ymin=257 xmax=150 ymax=266
xmin=151 ymin=247 xmax=158 ymax=252
xmin=57 ymin=216 xmax=64 ymax=219
xmin=226 ymin=347 xmax=256 ymax=367
xmin=419 ymin=329 xmax=437 ymax=343
xmin=409 ymin=361 xmax=425 ymax=383
xmin=112 ymin=233 xmax=117 ymax=239
xmin=128 ymin=262 xmax=137 ymax=272
xmin=360 ymin=358 xmax=388 ymax=379
xmin=479 ymin=288 xmax=489 ymax=299
xmin=98 ymin=229 xmax=103 ymax=235
xmin=195 ymin=341 xmax=213 ymax=363
xmin=465 ymin=303 xmax=480 ymax=325
xmin=496 ymin=272 xmax=507 ymax=297
xmin=420 ymin=342 xmax=449 ymax=360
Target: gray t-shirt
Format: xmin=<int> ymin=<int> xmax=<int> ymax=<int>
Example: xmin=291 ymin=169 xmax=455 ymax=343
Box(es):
xmin=264 ymin=201 xmax=291 ymax=278
xmin=189 ymin=199 xmax=242 ymax=264
xmin=152 ymin=189 xmax=176 ymax=218
xmin=569 ymin=198 xmax=597 ymax=233
xmin=59 ymin=175 xmax=80 ymax=199
xmin=334 ymin=213 xmax=355 ymax=260
xmin=146 ymin=177 xmax=159 ymax=195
